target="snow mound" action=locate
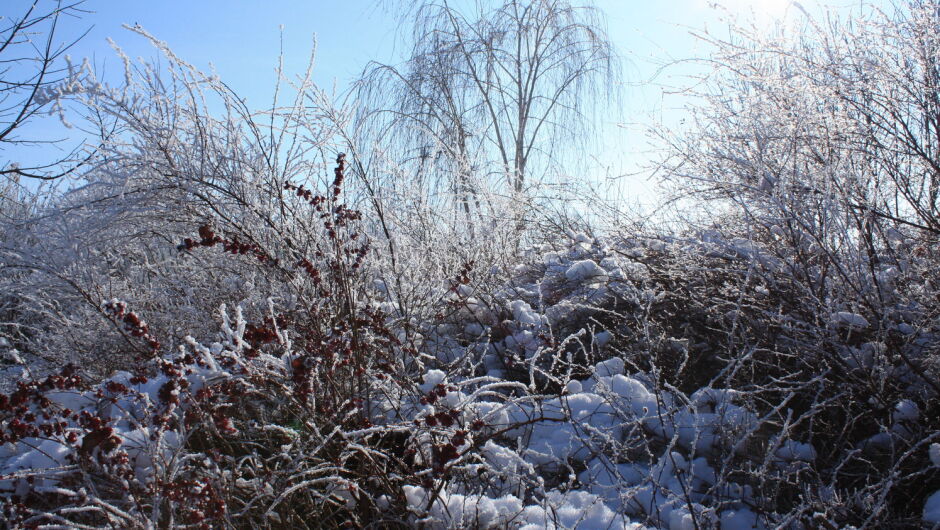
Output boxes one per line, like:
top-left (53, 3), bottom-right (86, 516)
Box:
top-left (925, 490), bottom-right (940, 524)
top-left (830, 311), bottom-right (870, 328)
top-left (565, 259), bottom-right (608, 283)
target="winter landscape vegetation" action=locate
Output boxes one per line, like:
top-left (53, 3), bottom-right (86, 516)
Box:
top-left (1, 0), bottom-right (940, 527)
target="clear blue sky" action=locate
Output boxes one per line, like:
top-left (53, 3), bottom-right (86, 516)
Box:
top-left (3, 0), bottom-right (881, 204)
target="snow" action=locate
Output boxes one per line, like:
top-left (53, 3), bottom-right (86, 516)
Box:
top-left (514, 391), bottom-right (620, 465)
top-left (509, 300), bottom-right (544, 327)
top-left (647, 240), bottom-right (667, 252)
top-left (594, 330), bottom-right (612, 347)
top-left (517, 490), bottom-right (643, 530)
top-left (4, 8), bottom-right (940, 527)
top-left (1, 349), bottom-right (24, 364)
top-left (481, 440), bottom-right (534, 479)
top-left (595, 357), bottom-right (625, 378)
top-left (720, 508), bottom-right (761, 529)
top-left (565, 259), bottom-right (608, 283)
top-left (893, 400), bottom-right (920, 423)
top-left (420, 369), bottom-right (447, 392)
top-left (774, 441), bottom-right (816, 462)
top-left (465, 322), bottom-right (486, 336)
top-left (925, 490), bottom-right (940, 524)
top-left (2, 198), bottom-right (936, 528)
top-left (404, 485), bottom-right (525, 529)
top-left (830, 311), bottom-right (870, 328)
top-left (610, 375), bottom-right (657, 414)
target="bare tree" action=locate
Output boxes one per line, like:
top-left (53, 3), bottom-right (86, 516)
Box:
top-left (355, 0), bottom-right (619, 222)
top-left (0, 0), bottom-right (90, 182)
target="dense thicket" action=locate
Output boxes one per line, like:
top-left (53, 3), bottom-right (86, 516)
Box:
top-left (1, 0), bottom-right (939, 528)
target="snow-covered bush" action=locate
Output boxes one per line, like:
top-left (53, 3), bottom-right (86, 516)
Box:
top-left (648, 2), bottom-right (940, 524)
top-left (3, 179), bottom-right (939, 527)
top-left (0, 25), bottom-right (531, 387)
top-left (421, 225), bottom-right (940, 527)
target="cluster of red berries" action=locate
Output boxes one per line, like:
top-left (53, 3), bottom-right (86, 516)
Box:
top-left (297, 258), bottom-right (322, 284)
top-left (161, 478), bottom-right (226, 526)
top-left (421, 408), bottom-right (460, 428)
top-left (103, 300), bottom-right (161, 352)
top-left (239, 321), bottom-right (280, 358)
top-left (78, 424), bottom-right (121, 458)
top-left (419, 383), bottom-right (456, 406)
top-left (332, 153), bottom-right (346, 197)
top-left (449, 260), bottom-right (475, 294)
top-left (180, 225), bottom-right (278, 266)
top-left (0, 366), bottom-right (84, 445)
top-left (179, 224), bottom-right (221, 250)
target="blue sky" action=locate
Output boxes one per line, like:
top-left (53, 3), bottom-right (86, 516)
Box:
top-left (3, 0), bottom-right (880, 203)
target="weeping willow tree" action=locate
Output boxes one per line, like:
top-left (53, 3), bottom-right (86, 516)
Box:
top-left (353, 0), bottom-right (619, 228)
